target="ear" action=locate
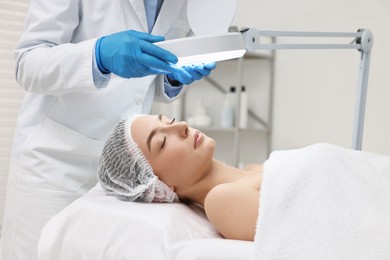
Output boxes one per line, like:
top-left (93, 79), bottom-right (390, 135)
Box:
top-left (154, 171), bottom-right (176, 192)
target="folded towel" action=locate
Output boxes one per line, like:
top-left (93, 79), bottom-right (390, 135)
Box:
top-left (255, 143), bottom-right (390, 260)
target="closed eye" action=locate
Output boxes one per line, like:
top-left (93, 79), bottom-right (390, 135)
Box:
top-left (160, 136), bottom-right (166, 149)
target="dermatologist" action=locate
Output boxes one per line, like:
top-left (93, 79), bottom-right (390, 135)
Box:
top-left (1, 1), bottom-right (216, 259)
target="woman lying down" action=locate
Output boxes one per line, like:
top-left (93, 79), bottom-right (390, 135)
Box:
top-left (98, 114), bottom-right (261, 241)
top-left (98, 114), bottom-right (390, 258)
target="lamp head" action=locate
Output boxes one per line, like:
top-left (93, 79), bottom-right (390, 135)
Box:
top-left (155, 33), bottom-right (246, 66)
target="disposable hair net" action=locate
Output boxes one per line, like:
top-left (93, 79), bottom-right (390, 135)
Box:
top-left (98, 114), bottom-right (179, 203)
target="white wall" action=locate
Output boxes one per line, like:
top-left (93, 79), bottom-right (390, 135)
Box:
top-left (0, 0), bottom-right (29, 231)
top-left (232, 0), bottom-right (390, 154)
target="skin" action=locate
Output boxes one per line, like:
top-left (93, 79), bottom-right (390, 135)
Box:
top-left (131, 114), bottom-right (262, 241)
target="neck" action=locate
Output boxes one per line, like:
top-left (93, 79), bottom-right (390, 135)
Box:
top-left (179, 159), bottom-right (247, 206)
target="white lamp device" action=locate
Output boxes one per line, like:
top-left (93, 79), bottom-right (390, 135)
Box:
top-left (156, 33), bottom-right (246, 66)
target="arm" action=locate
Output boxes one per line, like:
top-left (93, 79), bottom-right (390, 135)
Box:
top-left (204, 182), bottom-right (260, 241)
top-left (15, 0), bottom-right (102, 95)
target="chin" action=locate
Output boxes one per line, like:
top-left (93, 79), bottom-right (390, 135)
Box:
top-left (204, 137), bottom-right (216, 157)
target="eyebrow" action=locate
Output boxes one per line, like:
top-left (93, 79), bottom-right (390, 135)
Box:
top-left (146, 114), bottom-right (162, 152)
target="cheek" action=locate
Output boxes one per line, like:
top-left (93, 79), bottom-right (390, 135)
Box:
top-left (152, 138), bottom-right (215, 184)
top-left (151, 147), bottom-right (188, 179)
top-left (161, 148), bottom-right (189, 172)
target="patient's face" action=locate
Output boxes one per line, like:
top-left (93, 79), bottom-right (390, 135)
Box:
top-left (131, 115), bottom-right (215, 195)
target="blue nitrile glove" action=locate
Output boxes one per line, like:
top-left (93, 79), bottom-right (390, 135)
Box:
top-left (95, 30), bottom-right (178, 78)
top-left (167, 62), bottom-right (217, 85)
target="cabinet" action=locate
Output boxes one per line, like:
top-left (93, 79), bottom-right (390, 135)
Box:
top-left (153, 46), bottom-right (275, 167)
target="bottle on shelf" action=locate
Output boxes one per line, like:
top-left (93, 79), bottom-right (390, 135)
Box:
top-left (187, 99), bottom-right (211, 127)
top-left (239, 85), bottom-right (248, 128)
top-left (221, 97), bottom-right (234, 128)
top-left (226, 86), bottom-right (238, 126)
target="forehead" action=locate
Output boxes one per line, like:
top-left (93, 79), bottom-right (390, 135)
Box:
top-left (131, 115), bottom-right (156, 155)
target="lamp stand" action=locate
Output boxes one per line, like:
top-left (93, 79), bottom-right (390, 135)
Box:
top-left (241, 28), bottom-right (373, 150)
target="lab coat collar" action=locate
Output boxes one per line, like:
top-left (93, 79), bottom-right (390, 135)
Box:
top-left (129, 0), bottom-right (148, 32)
top-left (151, 1), bottom-right (185, 36)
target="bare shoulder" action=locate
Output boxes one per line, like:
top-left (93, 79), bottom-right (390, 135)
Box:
top-left (243, 164), bottom-right (263, 172)
top-left (204, 182), bottom-right (259, 241)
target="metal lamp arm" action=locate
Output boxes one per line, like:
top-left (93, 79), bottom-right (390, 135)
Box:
top-left (239, 28), bottom-right (373, 150)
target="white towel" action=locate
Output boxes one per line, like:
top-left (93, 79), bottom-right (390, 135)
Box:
top-left (255, 143), bottom-right (390, 260)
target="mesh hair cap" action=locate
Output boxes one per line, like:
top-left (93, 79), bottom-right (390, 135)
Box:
top-left (98, 114), bottom-right (179, 203)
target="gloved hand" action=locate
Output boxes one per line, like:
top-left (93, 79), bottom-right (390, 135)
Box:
top-left (167, 62), bottom-right (217, 85)
top-left (95, 30), bottom-right (178, 78)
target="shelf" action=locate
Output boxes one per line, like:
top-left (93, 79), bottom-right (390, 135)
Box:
top-left (196, 127), bottom-right (236, 132)
top-left (196, 126), bottom-right (269, 133)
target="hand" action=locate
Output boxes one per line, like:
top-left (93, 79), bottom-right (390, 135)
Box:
top-left (95, 30), bottom-right (178, 78)
top-left (167, 62), bottom-right (217, 85)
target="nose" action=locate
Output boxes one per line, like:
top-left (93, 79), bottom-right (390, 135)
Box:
top-left (167, 121), bottom-right (188, 138)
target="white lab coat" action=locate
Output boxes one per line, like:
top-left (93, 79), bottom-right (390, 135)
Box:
top-left (1, 1), bottom-right (191, 259)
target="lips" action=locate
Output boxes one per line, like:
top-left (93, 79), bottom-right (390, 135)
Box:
top-left (194, 131), bottom-right (202, 149)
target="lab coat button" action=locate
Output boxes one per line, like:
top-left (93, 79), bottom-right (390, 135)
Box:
top-left (135, 96), bottom-right (143, 105)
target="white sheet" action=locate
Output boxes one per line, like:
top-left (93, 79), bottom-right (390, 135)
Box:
top-left (255, 143), bottom-right (390, 260)
top-left (168, 238), bottom-right (255, 260)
